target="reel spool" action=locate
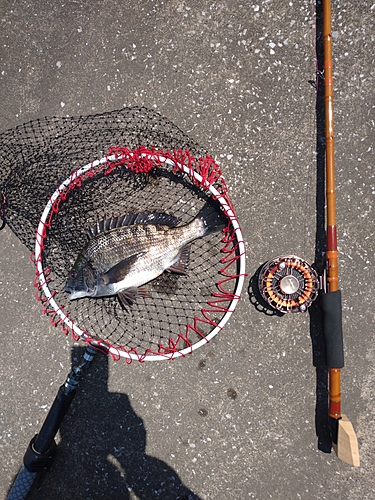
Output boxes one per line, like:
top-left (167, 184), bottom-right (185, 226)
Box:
top-left (258, 255), bottom-right (319, 313)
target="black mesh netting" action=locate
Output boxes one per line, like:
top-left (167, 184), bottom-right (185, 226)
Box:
top-left (0, 107), bottom-right (243, 361)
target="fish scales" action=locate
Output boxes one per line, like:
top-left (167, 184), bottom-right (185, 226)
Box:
top-left (87, 222), bottom-right (201, 283)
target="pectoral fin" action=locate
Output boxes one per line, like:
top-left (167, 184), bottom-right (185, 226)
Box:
top-left (118, 286), bottom-right (150, 306)
top-left (166, 245), bottom-right (190, 275)
top-left (102, 254), bottom-right (143, 285)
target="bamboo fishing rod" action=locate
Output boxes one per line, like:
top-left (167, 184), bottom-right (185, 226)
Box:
top-left (320, 0), bottom-right (359, 466)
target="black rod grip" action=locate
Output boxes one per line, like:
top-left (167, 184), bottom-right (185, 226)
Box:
top-left (320, 290), bottom-right (345, 368)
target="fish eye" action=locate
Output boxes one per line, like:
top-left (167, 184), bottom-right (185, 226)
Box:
top-left (71, 271), bottom-right (78, 279)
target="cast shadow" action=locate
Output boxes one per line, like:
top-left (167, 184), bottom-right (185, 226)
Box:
top-left (28, 347), bottom-right (201, 500)
top-left (248, 268), bottom-right (331, 454)
top-left (247, 263), bottom-right (284, 317)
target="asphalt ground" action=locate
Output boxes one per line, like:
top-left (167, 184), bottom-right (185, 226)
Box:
top-left (0, 1), bottom-right (374, 499)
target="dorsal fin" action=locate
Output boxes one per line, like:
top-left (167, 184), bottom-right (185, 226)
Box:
top-left (87, 212), bottom-right (181, 239)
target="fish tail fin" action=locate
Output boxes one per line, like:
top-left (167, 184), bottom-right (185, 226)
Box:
top-left (197, 202), bottom-right (227, 236)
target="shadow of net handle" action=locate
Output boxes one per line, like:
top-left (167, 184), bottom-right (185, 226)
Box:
top-left (320, 290), bottom-right (344, 368)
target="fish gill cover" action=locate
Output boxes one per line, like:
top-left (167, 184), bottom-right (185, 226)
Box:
top-left (0, 107), bottom-right (245, 362)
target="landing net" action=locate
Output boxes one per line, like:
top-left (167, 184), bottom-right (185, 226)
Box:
top-left (0, 107), bottom-right (245, 362)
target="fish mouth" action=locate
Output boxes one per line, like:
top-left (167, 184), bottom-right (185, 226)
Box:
top-left (63, 285), bottom-right (88, 301)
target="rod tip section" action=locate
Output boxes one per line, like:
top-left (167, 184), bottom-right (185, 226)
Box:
top-left (333, 415), bottom-right (360, 467)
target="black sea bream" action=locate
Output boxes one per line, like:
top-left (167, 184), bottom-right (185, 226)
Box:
top-left (64, 203), bottom-right (225, 306)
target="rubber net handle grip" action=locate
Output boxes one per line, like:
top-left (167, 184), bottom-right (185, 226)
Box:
top-left (7, 466), bottom-right (37, 500)
top-left (320, 290), bottom-right (345, 368)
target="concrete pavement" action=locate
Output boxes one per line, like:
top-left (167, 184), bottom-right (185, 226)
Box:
top-left (1, 1), bottom-right (374, 498)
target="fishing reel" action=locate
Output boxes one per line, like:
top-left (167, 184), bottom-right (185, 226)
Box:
top-left (258, 255), bottom-right (319, 313)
